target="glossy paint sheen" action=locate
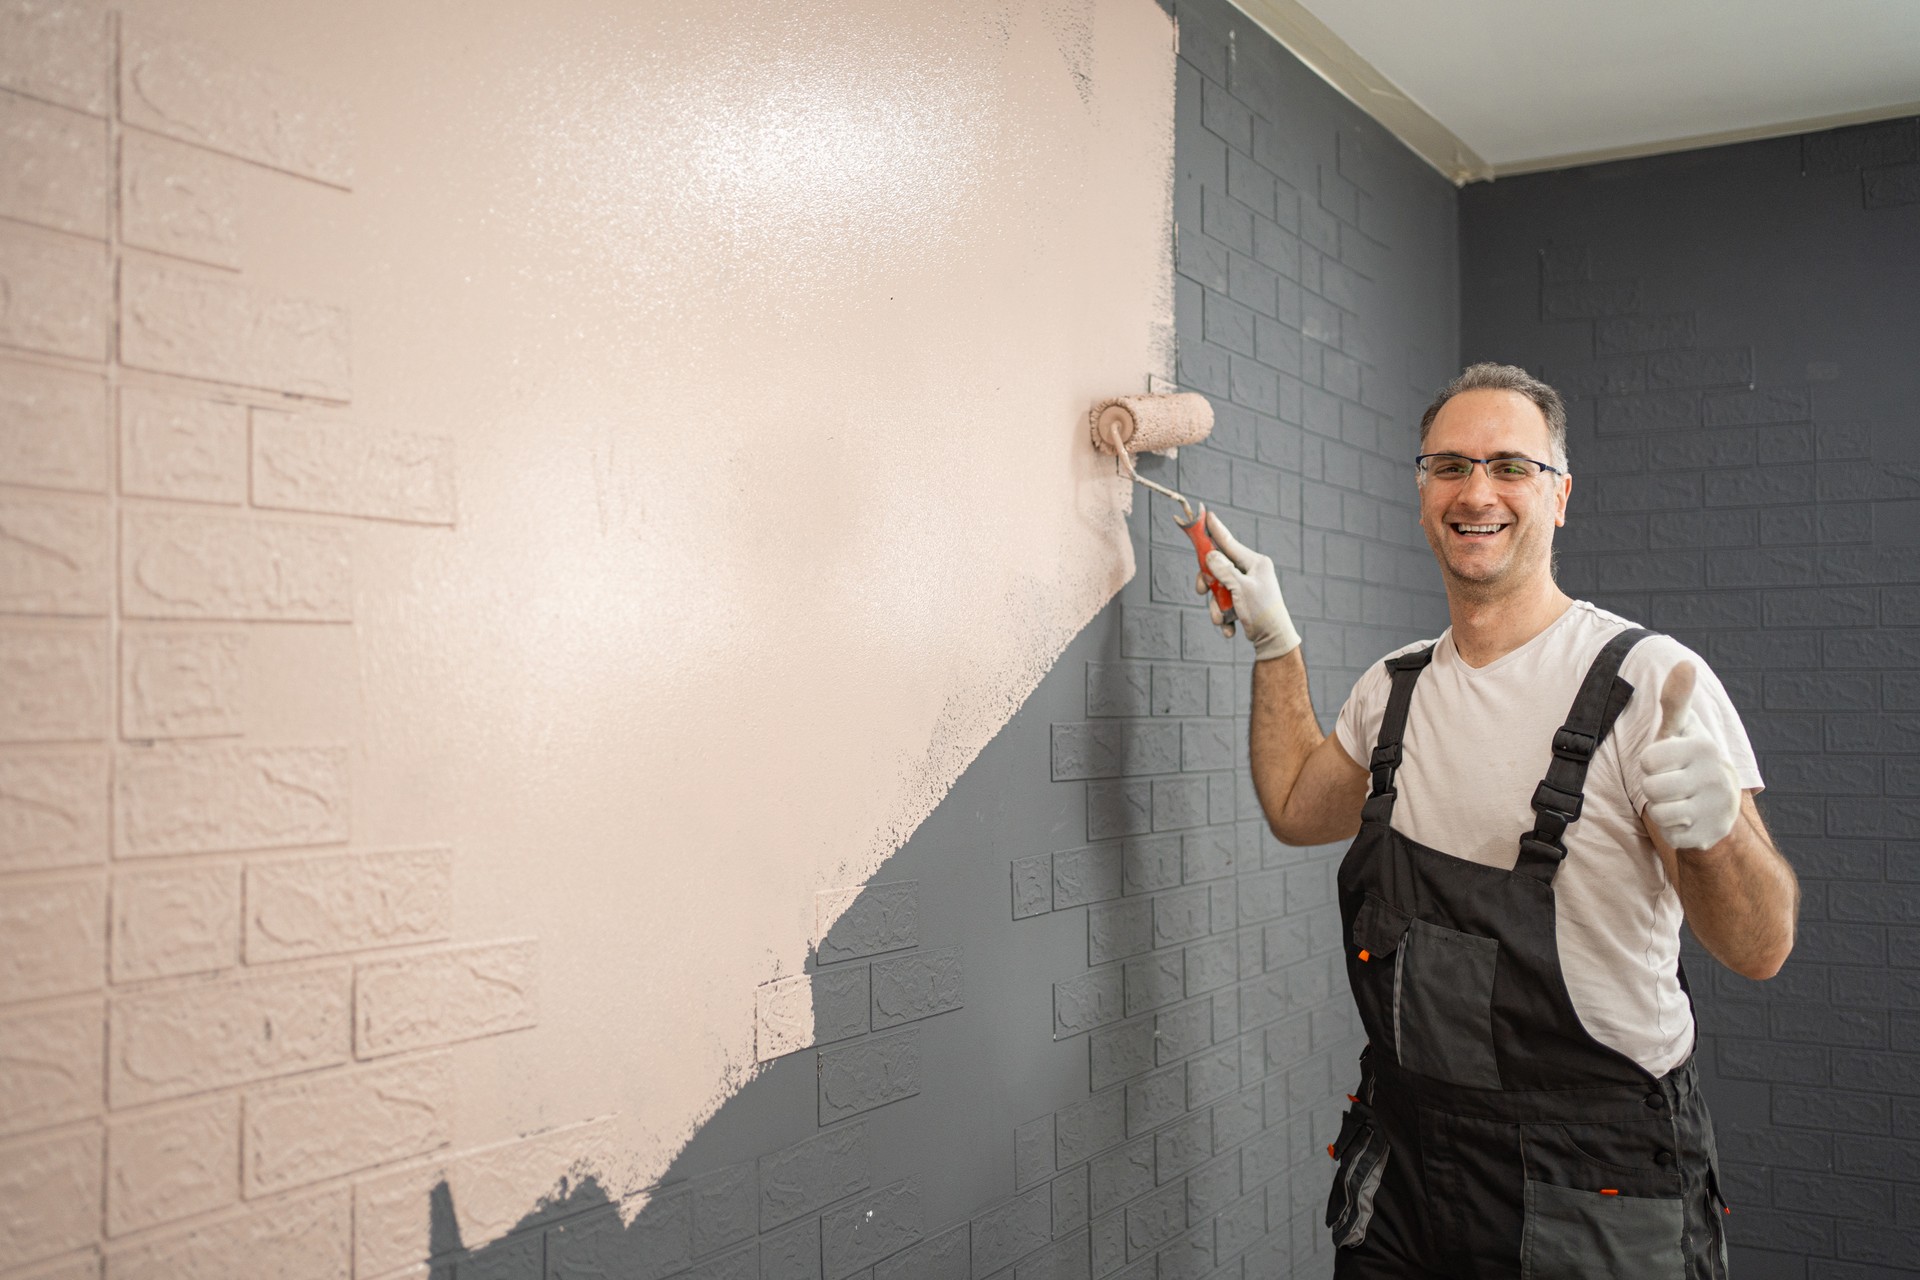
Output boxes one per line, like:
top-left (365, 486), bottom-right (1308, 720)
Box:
top-left (101, 0), bottom-right (1175, 1237)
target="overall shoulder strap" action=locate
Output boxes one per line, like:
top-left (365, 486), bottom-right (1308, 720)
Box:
top-left (1514, 627), bottom-right (1656, 883)
top-left (1360, 644), bottom-right (1437, 826)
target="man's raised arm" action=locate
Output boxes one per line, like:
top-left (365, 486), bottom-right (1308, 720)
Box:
top-left (1202, 512), bottom-right (1370, 846)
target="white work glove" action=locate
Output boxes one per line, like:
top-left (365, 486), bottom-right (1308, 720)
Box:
top-left (1639, 662), bottom-right (1741, 851)
top-left (1198, 510), bottom-right (1301, 662)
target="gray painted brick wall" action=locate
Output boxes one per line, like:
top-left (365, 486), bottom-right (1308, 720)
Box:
top-left (1462, 115), bottom-right (1920, 1280)
top-left (418, 3), bottom-right (1455, 1277)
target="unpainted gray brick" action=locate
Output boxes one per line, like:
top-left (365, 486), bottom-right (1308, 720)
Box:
top-left (1803, 119), bottom-right (1918, 173)
top-left (1015, 1115), bottom-right (1056, 1191)
top-left (1864, 161), bottom-right (1920, 208)
top-left (1056, 1088), bottom-right (1127, 1167)
top-left (971, 1186), bottom-right (1052, 1277)
top-left (871, 947), bottom-right (962, 1029)
top-left (1702, 387), bottom-right (1811, 427)
top-left (1186, 1044), bottom-right (1241, 1109)
top-left (1594, 390), bottom-right (1699, 435)
top-left (1122, 836), bottom-right (1183, 896)
top-left (1053, 1166), bottom-right (1090, 1237)
top-left (819, 1030), bottom-right (920, 1124)
top-left (1185, 937), bottom-right (1239, 997)
top-left (1541, 279), bottom-right (1640, 321)
top-left (1091, 1018), bottom-right (1156, 1090)
top-left (817, 881), bottom-right (918, 965)
top-left (1124, 950), bottom-right (1186, 1018)
top-left (1155, 1000), bottom-right (1213, 1064)
top-left (761, 1216), bottom-right (822, 1280)
top-left (1054, 846), bottom-right (1123, 909)
top-left (1087, 664), bottom-right (1152, 718)
top-left (690, 1162), bottom-right (757, 1257)
top-left (1123, 1180), bottom-right (1187, 1257)
top-left (1648, 427), bottom-right (1755, 471)
top-left (1013, 856), bottom-right (1052, 920)
top-left (1594, 312), bottom-right (1695, 356)
top-left (823, 1180), bottom-right (922, 1279)
top-left (1120, 609), bottom-right (1181, 660)
top-left (1181, 827), bottom-right (1236, 882)
top-left (1090, 1137), bottom-right (1156, 1218)
top-left (760, 1122), bottom-right (869, 1229)
top-left (1012, 1228), bottom-right (1089, 1280)
top-left (1055, 965), bottom-right (1126, 1039)
top-left (1088, 781), bottom-right (1153, 841)
top-left (1052, 722), bottom-right (1183, 782)
top-left (1153, 887), bottom-right (1211, 950)
top-left (1089, 898), bottom-right (1154, 966)
top-left (1151, 777), bottom-right (1209, 831)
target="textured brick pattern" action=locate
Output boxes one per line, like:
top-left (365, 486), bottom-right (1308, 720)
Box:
top-left (1465, 112), bottom-right (1920, 1280)
top-left (119, 628), bottom-right (247, 739)
top-left (120, 21), bottom-right (355, 187)
top-left (120, 510), bottom-right (353, 622)
top-left (0, 747), bottom-right (108, 873)
top-left (120, 257), bottom-right (351, 401)
top-left (0, 998), bottom-right (102, 1139)
top-left (114, 743), bottom-right (349, 857)
top-left (117, 386), bottom-right (247, 504)
top-left (109, 862), bottom-right (240, 981)
top-left (0, 493), bottom-right (111, 616)
top-left (108, 966), bottom-right (351, 1106)
top-left (0, 22), bottom-right (529, 1280)
top-left (0, 623), bottom-right (109, 741)
top-left (0, 0), bottom-right (108, 115)
top-left (0, 358), bottom-right (109, 495)
top-left (0, 91), bottom-right (108, 238)
top-left (106, 1094), bottom-right (241, 1235)
top-left (0, 230), bottom-right (109, 361)
top-left (120, 129), bottom-right (242, 269)
top-left (353, 939), bottom-right (538, 1058)
top-left (251, 410), bottom-right (457, 525)
top-left (244, 847), bottom-right (451, 963)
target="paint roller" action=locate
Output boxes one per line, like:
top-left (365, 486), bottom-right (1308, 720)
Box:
top-left (1090, 393), bottom-right (1236, 634)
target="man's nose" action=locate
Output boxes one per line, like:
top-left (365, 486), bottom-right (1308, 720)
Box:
top-left (1456, 461), bottom-right (1502, 503)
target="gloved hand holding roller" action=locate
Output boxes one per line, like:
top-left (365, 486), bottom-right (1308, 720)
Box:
top-left (1195, 511), bottom-right (1301, 662)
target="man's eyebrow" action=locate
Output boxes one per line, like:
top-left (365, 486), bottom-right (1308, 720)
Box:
top-left (1485, 450), bottom-right (1532, 459)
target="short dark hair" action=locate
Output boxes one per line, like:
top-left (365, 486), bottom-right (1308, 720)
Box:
top-left (1419, 363), bottom-right (1568, 471)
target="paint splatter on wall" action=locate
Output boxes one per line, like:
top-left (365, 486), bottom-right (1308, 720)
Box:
top-left (0, 0), bottom-right (1173, 1267)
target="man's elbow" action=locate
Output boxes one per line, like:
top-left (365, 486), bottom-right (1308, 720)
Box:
top-left (1728, 930), bottom-right (1795, 982)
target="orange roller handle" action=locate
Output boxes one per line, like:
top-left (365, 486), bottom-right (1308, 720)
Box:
top-left (1180, 503), bottom-right (1237, 627)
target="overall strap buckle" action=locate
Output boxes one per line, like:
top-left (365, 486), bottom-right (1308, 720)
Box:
top-left (1362, 645), bottom-right (1436, 827)
top-left (1515, 628), bottom-right (1658, 883)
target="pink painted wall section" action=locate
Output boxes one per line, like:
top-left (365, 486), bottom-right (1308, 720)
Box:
top-left (0, 0), bottom-right (1174, 1271)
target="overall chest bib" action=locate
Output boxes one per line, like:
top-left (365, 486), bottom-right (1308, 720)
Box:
top-left (1324, 629), bottom-right (1731, 1280)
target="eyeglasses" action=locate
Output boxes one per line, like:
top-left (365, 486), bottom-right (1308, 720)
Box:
top-left (1414, 453), bottom-right (1563, 484)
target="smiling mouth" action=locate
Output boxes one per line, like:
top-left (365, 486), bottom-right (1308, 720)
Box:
top-left (1450, 522), bottom-right (1507, 539)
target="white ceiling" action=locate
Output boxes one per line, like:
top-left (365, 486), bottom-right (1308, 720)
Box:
top-left (1275, 0), bottom-right (1920, 175)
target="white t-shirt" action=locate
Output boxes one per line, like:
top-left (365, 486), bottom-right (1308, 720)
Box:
top-left (1333, 600), bottom-right (1764, 1076)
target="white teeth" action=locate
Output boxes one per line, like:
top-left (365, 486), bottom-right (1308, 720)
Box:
top-left (1456, 524), bottom-right (1501, 534)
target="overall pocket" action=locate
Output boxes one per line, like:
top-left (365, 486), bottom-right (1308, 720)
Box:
top-left (1325, 1100), bottom-right (1391, 1249)
top-left (1519, 1122), bottom-right (1686, 1280)
top-left (1394, 917), bottom-right (1501, 1089)
top-left (1350, 894), bottom-right (1410, 1056)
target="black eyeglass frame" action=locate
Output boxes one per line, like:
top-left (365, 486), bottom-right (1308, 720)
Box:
top-left (1414, 452), bottom-right (1564, 481)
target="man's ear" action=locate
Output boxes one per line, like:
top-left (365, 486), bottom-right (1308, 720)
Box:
top-left (1555, 474), bottom-right (1572, 527)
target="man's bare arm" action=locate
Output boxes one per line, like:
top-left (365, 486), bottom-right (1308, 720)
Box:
top-left (1647, 790), bottom-right (1798, 981)
top-left (1248, 650), bottom-right (1369, 846)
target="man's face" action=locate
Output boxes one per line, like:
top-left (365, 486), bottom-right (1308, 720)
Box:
top-left (1417, 388), bottom-right (1571, 598)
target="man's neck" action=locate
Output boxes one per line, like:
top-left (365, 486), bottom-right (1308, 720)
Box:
top-left (1444, 574), bottom-right (1574, 668)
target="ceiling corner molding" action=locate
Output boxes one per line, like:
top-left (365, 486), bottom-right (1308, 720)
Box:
top-left (1487, 99), bottom-right (1920, 180)
top-left (1224, 0), bottom-right (1491, 185)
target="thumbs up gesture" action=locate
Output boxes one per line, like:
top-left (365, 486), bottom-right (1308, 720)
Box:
top-left (1639, 662), bottom-right (1742, 851)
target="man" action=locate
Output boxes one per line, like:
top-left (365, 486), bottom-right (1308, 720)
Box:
top-left (1199, 363), bottom-right (1797, 1279)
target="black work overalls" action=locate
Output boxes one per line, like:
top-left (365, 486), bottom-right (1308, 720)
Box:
top-left (1324, 629), bottom-right (1730, 1280)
